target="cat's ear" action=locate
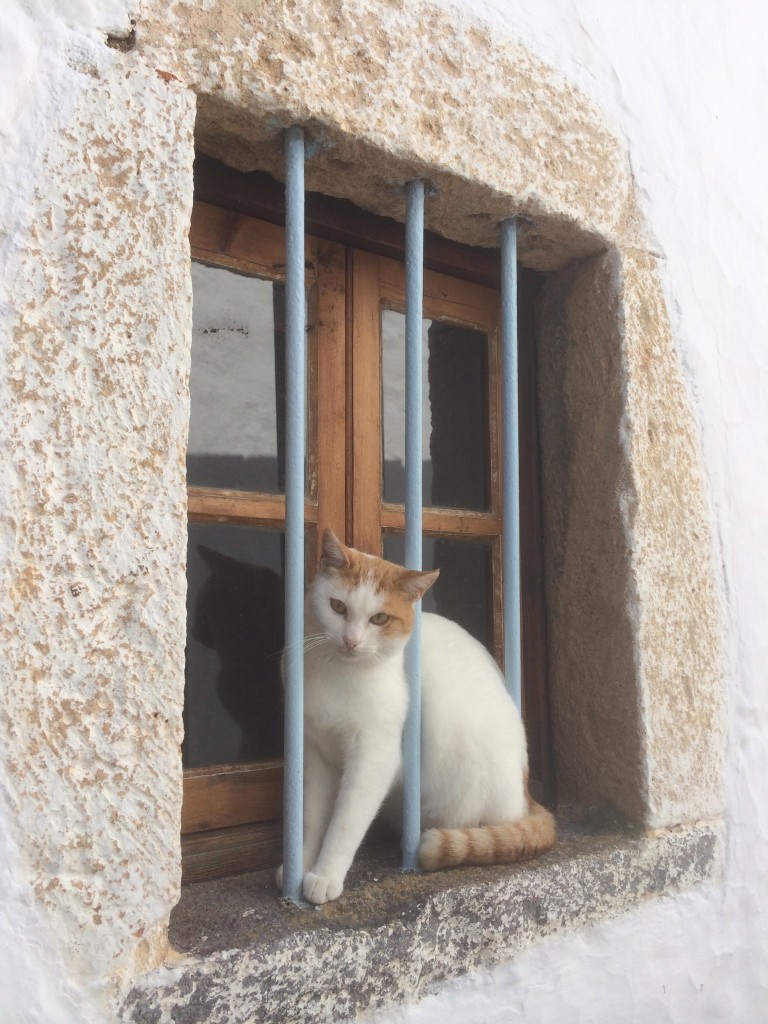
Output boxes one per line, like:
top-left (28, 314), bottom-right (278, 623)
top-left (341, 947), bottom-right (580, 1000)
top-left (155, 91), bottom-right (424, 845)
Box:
top-left (397, 568), bottom-right (439, 603)
top-left (320, 529), bottom-right (351, 571)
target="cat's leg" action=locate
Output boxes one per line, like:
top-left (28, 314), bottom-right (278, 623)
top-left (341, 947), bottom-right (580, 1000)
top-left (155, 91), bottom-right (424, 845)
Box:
top-left (275, 739), bottom-right (338, 892)
top-left (302, 740), bottom-right (338, 873)
top-left (303, 732), bottom-right (401, 905)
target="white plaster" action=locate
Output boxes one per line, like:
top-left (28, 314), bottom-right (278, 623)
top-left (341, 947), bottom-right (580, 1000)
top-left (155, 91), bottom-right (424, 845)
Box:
top-left (0, 787), bottom-right (97, 1024)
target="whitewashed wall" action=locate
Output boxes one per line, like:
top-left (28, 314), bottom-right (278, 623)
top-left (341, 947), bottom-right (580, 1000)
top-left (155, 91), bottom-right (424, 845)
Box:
top-left (370, 1), bottom-right (768, 1021)
top-left (1, 1), bottom-right (766, 1022)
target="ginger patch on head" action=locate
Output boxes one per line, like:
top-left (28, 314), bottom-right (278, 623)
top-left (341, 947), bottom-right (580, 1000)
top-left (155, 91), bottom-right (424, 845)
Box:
top-left (319, 529), bottom-right (438, 638)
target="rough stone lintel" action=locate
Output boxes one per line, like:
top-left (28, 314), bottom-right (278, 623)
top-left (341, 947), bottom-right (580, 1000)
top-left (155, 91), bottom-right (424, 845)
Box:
top-left (136, 0), bottom-right (656, 271)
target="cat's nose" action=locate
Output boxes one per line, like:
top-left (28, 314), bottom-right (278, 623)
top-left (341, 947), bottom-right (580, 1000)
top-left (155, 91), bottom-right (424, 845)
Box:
top-left (343, 636), bottom-right (361, 651)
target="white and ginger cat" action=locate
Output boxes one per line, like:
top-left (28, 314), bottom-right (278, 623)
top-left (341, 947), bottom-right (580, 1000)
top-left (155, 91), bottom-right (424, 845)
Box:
top-left (277, 529), bottom-right (556, 905)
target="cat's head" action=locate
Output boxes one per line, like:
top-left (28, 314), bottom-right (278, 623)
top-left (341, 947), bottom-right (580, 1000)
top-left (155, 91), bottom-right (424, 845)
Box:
top-left (307, 529), bottom-right (439, 662)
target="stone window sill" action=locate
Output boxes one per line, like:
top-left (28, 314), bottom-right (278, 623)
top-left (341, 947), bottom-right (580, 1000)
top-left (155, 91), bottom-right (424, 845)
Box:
top-left (123, 812), bottom-right (723, 1024)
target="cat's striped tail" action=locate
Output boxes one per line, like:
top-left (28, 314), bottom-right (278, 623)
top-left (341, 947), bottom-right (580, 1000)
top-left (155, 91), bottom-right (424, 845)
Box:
top-left (418, 794), bottom-right (556, 872)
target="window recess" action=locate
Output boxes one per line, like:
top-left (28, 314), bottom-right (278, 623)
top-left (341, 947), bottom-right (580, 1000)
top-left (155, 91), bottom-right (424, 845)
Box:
top-left (182, 151), bottom-right (550, 885)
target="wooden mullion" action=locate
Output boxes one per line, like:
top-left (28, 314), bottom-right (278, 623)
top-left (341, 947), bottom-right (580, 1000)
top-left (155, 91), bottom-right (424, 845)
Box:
top-left (518, 268), bottom-right (552, 797)
top-left (491, 534), bottom-right (505, 670)
top-left (486, 312), bottom-right (505, 672)
top-left (315, 238), bottom-right (347, 558)
top-left (345, 246), bottom-right (355, 544)
top-left (487, 319), bottom-right (503, 519)
top-left (350, 249), bottom-right (383, 554)
top-left (187, 486), bottom-right (319, 528)
top-left (380, 504), bottom-right (501, 538)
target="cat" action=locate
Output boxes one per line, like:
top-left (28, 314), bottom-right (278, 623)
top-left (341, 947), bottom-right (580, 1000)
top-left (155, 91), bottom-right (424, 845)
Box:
top-left (277, 529), bottom-right (556, 905)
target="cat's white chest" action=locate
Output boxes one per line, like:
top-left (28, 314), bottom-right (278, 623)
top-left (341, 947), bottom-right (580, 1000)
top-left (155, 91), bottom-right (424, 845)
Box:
top-left (303, 651), bottom-right (408, 766)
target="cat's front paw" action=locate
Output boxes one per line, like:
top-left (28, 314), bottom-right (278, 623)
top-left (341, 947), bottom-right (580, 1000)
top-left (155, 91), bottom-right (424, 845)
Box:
top-left (302, 871), bottom-right (343, 905)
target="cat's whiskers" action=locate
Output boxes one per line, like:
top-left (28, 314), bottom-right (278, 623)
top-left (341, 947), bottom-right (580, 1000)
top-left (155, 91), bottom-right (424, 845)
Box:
top-left (268, 630), bottom-right (323, 663)
top-left (271, 633), bottom-right (331, 662)
top-left (303, 636), bottom-right (332, 653)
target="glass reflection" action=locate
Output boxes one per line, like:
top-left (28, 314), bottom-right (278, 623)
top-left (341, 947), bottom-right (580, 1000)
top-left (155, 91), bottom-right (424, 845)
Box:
top-left (184, 522), bottom-right (285, 769)
top-left (383, 533), bottom-right (494, 652)
top-left (381, 310), bottom-right (490, 511)
top-left (187, 261), bottom-right (287, 493)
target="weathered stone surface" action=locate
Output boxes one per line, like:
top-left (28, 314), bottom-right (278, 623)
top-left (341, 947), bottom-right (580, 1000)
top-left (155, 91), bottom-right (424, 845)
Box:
top-left (537, 250), bottom-right (725, 826)
top-left (121, 820), bottom-right (724, 1024)
top-left (136, 0), bottom-right (649, 271)
top-left (537, 253), bottom-right (646, 820)
top-left (0, 52), bottom-right (195, 988)
top-left (619, 249), bottom-right (725, 825)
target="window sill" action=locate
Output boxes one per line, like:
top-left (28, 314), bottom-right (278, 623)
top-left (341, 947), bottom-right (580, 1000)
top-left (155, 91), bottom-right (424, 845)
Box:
top-left (123, 812), bottom-right (723, 1023)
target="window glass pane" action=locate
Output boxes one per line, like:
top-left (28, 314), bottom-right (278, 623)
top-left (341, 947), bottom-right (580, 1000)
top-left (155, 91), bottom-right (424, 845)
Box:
top-left (381, 309), bottom-right (490, 511)
top-left (383, 532), bottom-right (494, 652)
top-left (184, 522), bottom-right (285, 769)
top-left (188, 261), bottom-right (292, 494)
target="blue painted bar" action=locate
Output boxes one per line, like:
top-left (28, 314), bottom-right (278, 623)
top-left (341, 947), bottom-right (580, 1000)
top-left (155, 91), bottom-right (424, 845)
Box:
top-left (500, 218), bottom-right (522, 710)
top-left (282, 125), bottom-right (306, 902)
top-left (402, 179), bottom-right (425, 872)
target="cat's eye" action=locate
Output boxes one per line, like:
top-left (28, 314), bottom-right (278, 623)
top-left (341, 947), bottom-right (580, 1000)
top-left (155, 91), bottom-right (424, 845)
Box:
top-left (369, 612), bottom-right (390, 626)
top-left (330, 598), bottom-right (347, 615)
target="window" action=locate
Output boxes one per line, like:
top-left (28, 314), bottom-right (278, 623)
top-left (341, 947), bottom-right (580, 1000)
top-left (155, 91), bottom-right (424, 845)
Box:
top-left (181, 157), bottom-right (549, 882)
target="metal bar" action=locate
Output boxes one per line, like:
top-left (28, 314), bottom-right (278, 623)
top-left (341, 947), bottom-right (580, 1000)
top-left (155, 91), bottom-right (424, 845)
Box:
top-left (282, 124), bottom-right (306, 902)
top-left (402, 179), bottom-right (425, 872)
top-left (500, 218), bottom-right (522, 710)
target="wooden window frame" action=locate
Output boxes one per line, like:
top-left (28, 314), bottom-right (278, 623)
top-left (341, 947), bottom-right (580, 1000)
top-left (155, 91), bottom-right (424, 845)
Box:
top-left (182, 157), bottom-right (550, 883)
top-left (183, 202), bottom-right (346, 880)
top-left (350, 250), bottom-right (505, 662)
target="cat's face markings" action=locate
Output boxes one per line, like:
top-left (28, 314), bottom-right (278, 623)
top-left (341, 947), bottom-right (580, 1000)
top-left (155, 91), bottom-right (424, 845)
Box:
top-left (311, 531), bottom-right (439, 661)
top-left (315, 573), bottom-right (389, 658)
